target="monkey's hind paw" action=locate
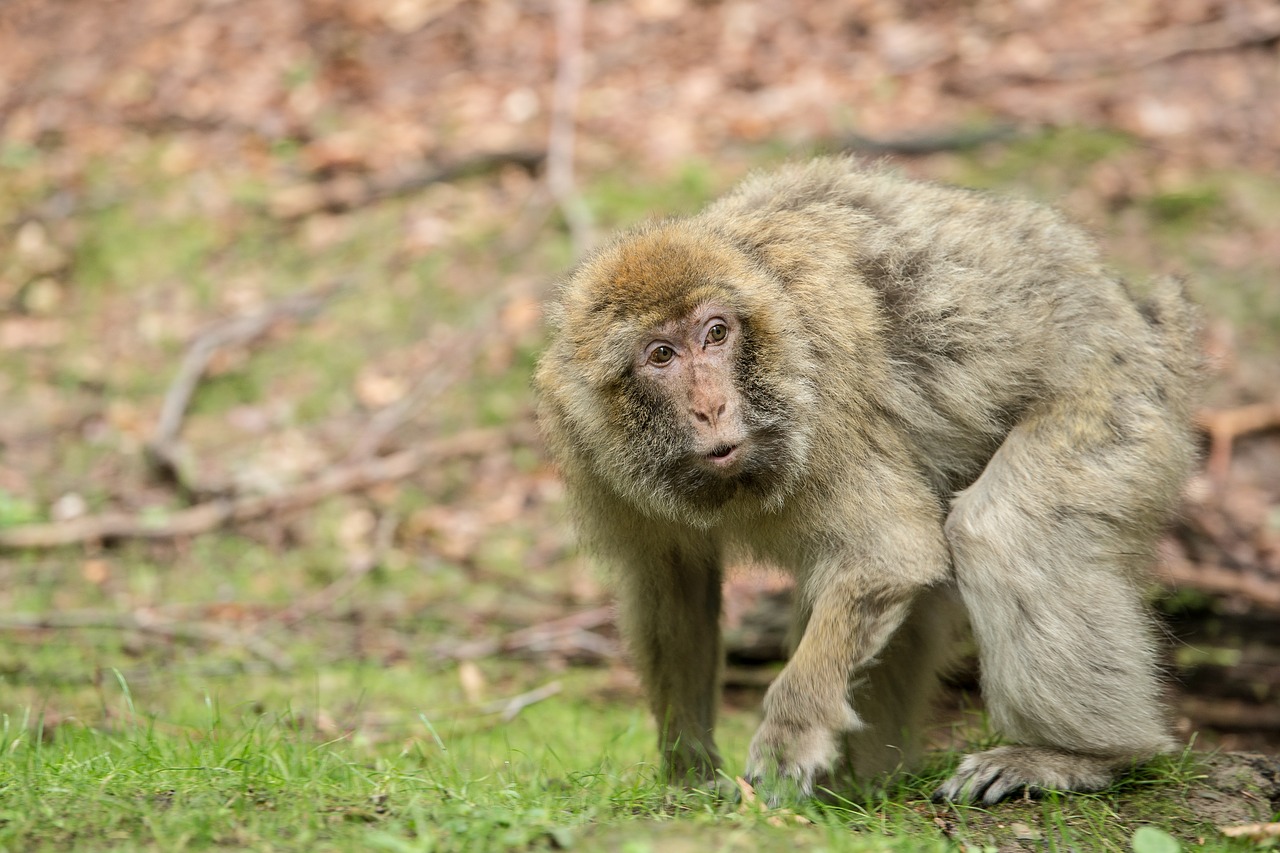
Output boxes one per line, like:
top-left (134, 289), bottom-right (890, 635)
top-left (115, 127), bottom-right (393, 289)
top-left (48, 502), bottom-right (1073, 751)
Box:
top-left (933, 746), bottom-right (1116, 805)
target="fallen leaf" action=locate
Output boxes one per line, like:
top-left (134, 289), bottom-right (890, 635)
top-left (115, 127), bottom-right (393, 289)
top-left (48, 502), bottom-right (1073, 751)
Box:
top-left (458, 660), bottom-right (486, 704)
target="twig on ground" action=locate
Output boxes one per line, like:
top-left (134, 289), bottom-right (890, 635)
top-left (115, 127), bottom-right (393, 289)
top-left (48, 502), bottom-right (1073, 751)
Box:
top-left (957, 9), bottom-right (1280, 88)
top-left (358, 682), bottom-right (566, 736)
top-left (346, 329), bottom-right (477, 461)
top-left (1197, 401), bottom-right (1280, 482)
top-left (546, 0), bottom-right (593, 256)
top-left (0, 426), bottom-right (527, 550)
top-left (1117, 10), bottom-right (1280, 71)
top-left (410, 681), bottom-right (564, 726)
top-left (268, 149), bottom-right (546, 220)
top-left (146, 280), bottom-right (346, 495)
top-left (0, 609), bottom-right (292, 670)
top-left (438, 606), bottom-right (616, 663)
top-left (483, 680), bottom-right (564, 722)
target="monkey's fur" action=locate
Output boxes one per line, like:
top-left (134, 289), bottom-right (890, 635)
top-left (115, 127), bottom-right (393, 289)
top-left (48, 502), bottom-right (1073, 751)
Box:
top-left (534, 158), bottom-right (1199, 805)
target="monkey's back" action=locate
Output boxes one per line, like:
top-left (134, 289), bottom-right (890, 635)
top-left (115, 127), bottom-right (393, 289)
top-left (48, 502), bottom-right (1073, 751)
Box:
top-left (700, 158), bottom-right (1199, 497)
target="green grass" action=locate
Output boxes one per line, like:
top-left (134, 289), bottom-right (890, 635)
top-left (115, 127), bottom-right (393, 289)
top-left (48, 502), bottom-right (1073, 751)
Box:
top-left (0, 667), bottom-right (1241, 852)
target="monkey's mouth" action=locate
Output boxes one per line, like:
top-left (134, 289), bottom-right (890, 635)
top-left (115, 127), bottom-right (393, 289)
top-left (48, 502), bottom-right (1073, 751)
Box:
top-left (705, 443), bottom-right (740, 467)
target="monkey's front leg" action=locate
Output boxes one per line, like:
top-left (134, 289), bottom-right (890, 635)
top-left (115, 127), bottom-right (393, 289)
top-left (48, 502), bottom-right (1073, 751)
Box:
top-left (745, 574), bottom-right (917, 801)
top-left (615, 544), bottom-right (725, 786)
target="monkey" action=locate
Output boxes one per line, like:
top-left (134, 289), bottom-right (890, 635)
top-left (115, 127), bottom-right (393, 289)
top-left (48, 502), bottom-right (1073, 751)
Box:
top-left (533, 157), bottom-right (1200, 805)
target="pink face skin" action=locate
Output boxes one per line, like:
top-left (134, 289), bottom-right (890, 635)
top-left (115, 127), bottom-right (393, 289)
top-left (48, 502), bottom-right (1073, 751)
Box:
top-left (636, 304), bottom-right (749, 473)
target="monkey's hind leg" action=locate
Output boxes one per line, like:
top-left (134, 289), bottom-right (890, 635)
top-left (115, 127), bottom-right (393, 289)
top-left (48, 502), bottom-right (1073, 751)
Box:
top-left (937, 394), bottom-right (1189, 805)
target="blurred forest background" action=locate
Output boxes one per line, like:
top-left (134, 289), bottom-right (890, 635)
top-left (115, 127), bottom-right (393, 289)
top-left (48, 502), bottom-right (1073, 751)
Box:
top-left (2, 0), bottom-right (1280, 767)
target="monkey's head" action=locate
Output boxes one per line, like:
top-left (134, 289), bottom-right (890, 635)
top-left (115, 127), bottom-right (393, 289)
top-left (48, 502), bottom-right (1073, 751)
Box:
top-left (535, 222), bottom-right (818, 528)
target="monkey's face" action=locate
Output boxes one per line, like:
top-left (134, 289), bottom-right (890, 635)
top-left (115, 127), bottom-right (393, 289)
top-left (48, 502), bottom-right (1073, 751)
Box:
top-left (536, 226), bottom-right (817, 527)
top-left (637, 304), bottom-right (746, 470)
top-left (602, 301), bottom-right (805, 525)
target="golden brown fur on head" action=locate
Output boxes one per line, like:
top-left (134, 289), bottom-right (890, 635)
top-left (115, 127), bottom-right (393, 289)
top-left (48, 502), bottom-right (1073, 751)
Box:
top-left (536, 222), bottom-right (819, 528)
top-left (548, 223), bottom-right (813, 386)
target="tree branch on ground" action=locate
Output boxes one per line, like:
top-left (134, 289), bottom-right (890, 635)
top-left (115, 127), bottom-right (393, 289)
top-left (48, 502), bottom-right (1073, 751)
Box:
top-left (957, 9), bottom-right (1280, 88)
top-left (1159, 545), bottom-right (1280, 611)
top-left (0, 426), bottom-right (530, 550)
top-left (268, 148), bottom-right (546, 220)
top-left (1197, 401), bottom-right (1280, 482)
top-left (436, 606), bottom-right (617, 664)
top-left (483, 680), bottom-right (564, 723)
top-left (411, 681), bottom-right (564, 729)
top-left (146, 279), bottom-right (346, 497)
top-left (0, 608), bottom-right (292, 670)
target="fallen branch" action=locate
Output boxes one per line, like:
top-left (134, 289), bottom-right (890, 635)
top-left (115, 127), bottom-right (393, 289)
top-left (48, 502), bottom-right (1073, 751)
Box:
top-left (408, 681), bottom-right (564, 733)
top-left (438, 606), bottom-right (616, 662)
top-left (268, 148), bottom-right (545, 220)
top-left (0, 426), bottom-right (527, 550)
top-left (146, 280), bottom-right (346, 494)
top-left (957, 10), bottom-right (1280, 88)
top-left (1120, 11), bottom-right (1280, 71)
top-left (1197, 401), bottom-right (1280, 482)
top-left (0, 609), bottom-right (292, 670)
top-left (1159, 550), bottom-right (1280, 611)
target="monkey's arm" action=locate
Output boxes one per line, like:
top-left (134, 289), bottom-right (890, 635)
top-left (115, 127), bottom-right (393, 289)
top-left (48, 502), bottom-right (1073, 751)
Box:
top-left (612, 538), bottom-right (725, 786)
top-left (746, 483), bottom-right (951, 799)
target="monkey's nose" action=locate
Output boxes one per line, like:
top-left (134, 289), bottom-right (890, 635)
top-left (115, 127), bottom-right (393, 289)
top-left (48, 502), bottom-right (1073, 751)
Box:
top-left (692, 401), bottom-right (728, 427)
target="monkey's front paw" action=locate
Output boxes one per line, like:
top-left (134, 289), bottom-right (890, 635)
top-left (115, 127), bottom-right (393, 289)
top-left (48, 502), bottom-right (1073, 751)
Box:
top-left (933, 746), bottom-right (1116, 805)
top-left (744, 716), bottom-right (848, 806)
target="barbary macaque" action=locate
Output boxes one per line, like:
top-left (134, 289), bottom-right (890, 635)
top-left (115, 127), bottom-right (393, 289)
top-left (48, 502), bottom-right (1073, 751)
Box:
top-left (533, 158), bottom-right (1199, 804)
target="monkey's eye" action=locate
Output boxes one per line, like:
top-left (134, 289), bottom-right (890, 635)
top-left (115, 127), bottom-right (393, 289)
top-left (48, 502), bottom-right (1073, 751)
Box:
top-left (648, 345), bottom-right (676, 366)
top-left (705, 322), bottom-right (728, 345)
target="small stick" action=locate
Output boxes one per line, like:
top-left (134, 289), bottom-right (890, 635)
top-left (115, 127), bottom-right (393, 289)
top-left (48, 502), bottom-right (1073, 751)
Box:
top-left (488, 681), bottom-right (564, 722)
top-left (1197, 401), bottom-right (1280, 482)
top-left (420, 681), bottom-right (564, 723)
top-left (345, 329), bottom-right (476, 461)
top-left (269, 149), bottom-right (546, 220)
top-left (440, 606), bottom-right (614, 661)
top-left (1158, 552), bottom-right (1280, 610)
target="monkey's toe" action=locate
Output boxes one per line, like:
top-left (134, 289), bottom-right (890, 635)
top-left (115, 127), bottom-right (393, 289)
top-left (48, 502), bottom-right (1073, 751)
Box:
top-left (742, 771), bottom-right (813, 808)
top-left (934, 746), bottom-right (1116, 805)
